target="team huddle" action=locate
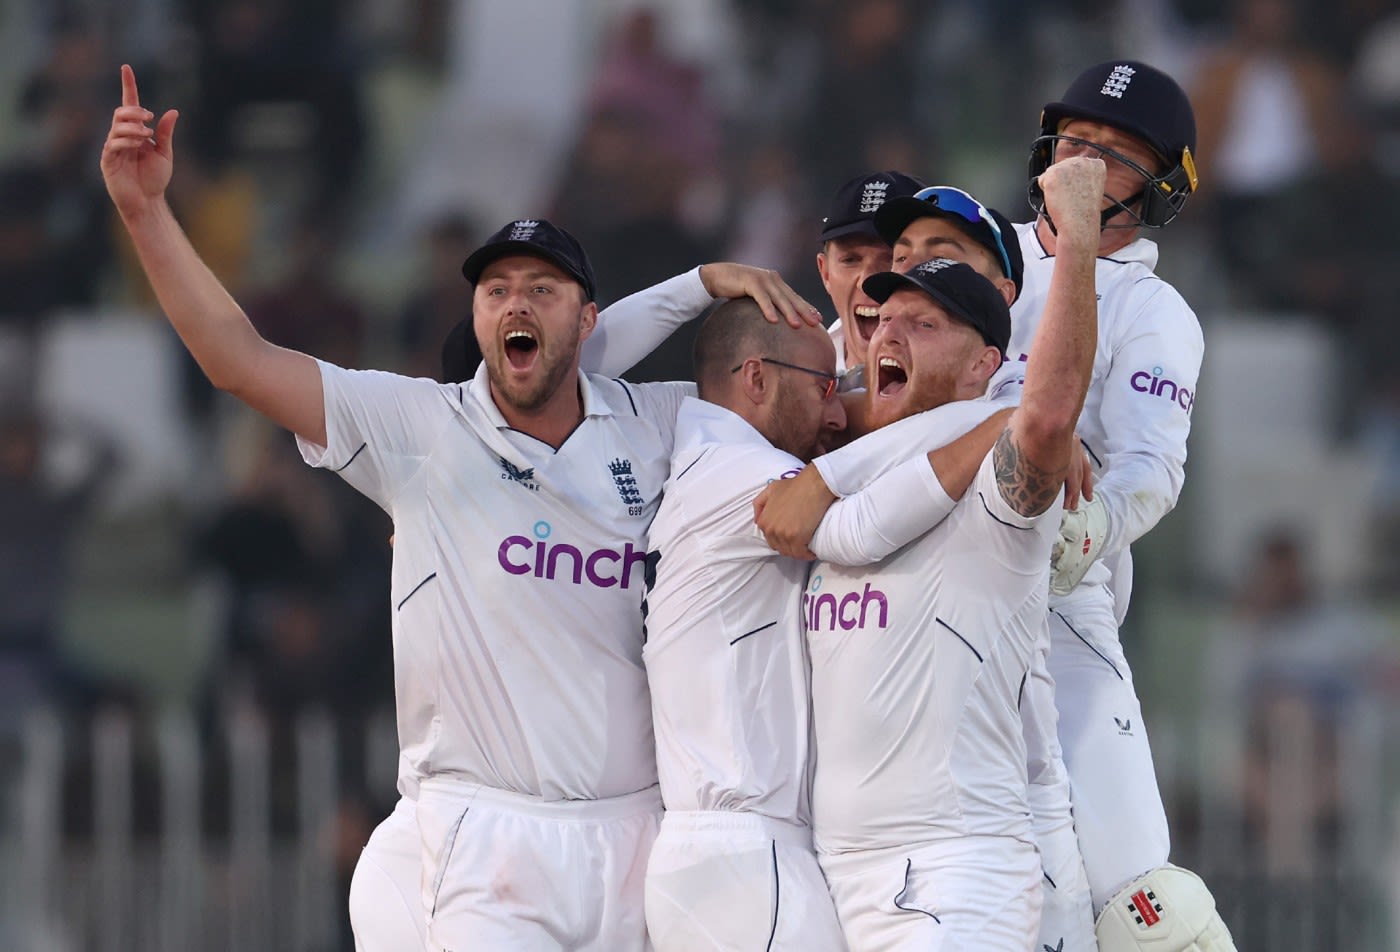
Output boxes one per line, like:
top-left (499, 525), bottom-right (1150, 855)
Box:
top-left (102, 57), bottom-right (1236, 952)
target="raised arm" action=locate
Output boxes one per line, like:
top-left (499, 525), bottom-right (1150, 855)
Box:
top-left (994, 156), bottom-right (1104, 517)
top-left (101, 65), bottom-right (326, 445)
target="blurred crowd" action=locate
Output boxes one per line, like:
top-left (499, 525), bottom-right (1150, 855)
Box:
top-left (1, 0), bottom-right (1399, 947)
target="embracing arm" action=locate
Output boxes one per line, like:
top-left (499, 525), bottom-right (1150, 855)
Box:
top-left (808, 407), bottom-right (1014, 563)
top-left (102, 66), bottom-right (324, 444)
top-left (582, 264), bottom-right (823, 377)
top-left (753, 405), bottom-right (1011, 560)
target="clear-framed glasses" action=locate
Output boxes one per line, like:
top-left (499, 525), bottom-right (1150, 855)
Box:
top-left (730, 357), bottom-right (839, 400)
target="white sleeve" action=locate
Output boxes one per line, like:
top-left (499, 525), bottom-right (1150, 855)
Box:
top-left (962, 450), bottom-right (1062, 572)
top-left (1092, 280), bottom-right (1202, 557)
top-left (295, 360), bottom-right (453, 510)
top-left (581, 268), bottom-right (714, 376)
top-left (813, 399), bottom-right (1002, 497)
top-left (809, 453), bottom-right (956, 565)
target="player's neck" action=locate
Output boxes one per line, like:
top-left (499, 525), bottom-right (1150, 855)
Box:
top-left (489, 376), bottom-right (586, 449)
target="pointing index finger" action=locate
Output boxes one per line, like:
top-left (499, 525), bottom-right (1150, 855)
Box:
top-left (121, 64), bottom-right (140, 108)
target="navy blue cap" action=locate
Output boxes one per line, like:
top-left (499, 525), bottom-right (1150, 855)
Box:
top-left (863, 258), bottom-right (1011, 355)
top-left (462, 219), bottom-right (597, 302)
top-left (819, 170), bottom-right (925, 243)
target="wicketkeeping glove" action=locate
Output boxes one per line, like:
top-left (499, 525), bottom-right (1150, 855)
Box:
top-left (1050, 495), bottom-right (1108, 596)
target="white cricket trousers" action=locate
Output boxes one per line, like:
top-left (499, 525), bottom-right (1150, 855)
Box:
top-left (1048, 599), bottom-right (1171, 912)
top-left (349, 796), bottom-right (427, 951)
top-left (645, 811), bottom-right (847, 951)
top-left (418, 777), bottom-right (662, 952)
top-left (1024, 634), bottom-right (1097, 951)
top-left (818, 836), bottom-right (1041, 951)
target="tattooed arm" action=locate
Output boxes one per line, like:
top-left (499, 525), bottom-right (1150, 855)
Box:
top-left (992, 428), bottom-right (1080, 517)
top-left (997, 155), bottom-right (1105, 516)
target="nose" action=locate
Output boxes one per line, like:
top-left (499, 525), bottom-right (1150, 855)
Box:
top-left (824, 392), bottom-right (847, 431)
top-left (503, 290), bottom-right (533, 316)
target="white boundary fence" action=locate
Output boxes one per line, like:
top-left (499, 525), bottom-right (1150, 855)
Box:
top-left (1, 699), bottom-right (1395, 951)
top-left (1, 706), bottom-right (397, 952)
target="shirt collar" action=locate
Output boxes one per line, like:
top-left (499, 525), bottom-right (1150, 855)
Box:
top-left (466, 363), bottom-right (615, 429)
top-left (1106, 234), bottom-right (1160, 269)
top-left (673, 396), bottom-right (770, 456)
top-left (1026, 219), bottom-right (1160, 271)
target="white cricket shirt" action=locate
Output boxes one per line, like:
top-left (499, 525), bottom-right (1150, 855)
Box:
top-left (643, 399), bottom-right (814, 823)
top-left (991, 222), bottom-right (1202, 618)
top-left (299, 361), bottom-right (688, 801)
top-left (807, 453), bottom-right (1061, 855)
top-left (644, 398), bottom-right (974, 825)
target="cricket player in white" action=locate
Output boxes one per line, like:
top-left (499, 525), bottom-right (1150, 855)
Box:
top-left (756, 182), bottom-right (1095, 951)
top-left (812, 171), bottom-right (925, 385)
top-left (99, 65), bottom-right (822, 952)
top-left (990, 61), bottom-right (1235, 950)
top-left (642, 299), bottom-right (1013, 950)
top-left (768, 155), bottom-right (1106, 951)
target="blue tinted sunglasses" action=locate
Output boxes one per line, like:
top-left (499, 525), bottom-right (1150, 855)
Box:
top-left (912, 186), bottom-right (1014, 283)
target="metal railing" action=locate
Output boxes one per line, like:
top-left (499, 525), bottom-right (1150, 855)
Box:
top-left (2, 698), bottom-right (1395, 951)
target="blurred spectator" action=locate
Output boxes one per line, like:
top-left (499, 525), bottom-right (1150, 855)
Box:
top-left (183, 0), bottom-right (368, 208)
top-left (549, 9), bottom-right (725, 380)
top-left (0, 408), bottom-right (117, 713)
top-left (1208, 528), bottom-right (1399, 867)
top-left (1191, 0), bottom-right (1361, 310)
top-left (794, 0), bottom-right (927, 192)
top-left (1353, 10), bottom-right (1400, 172)
top-left (244, 209), bottom-right (367, 371)
top-left (0, 30), bottom-right (116, 330)
top-left (396, 213), bottom-right (479, 381)
top-left (587, 8), bottom-right (721, 180)
top-left (196, 423), bottom-right (391, 721)
top-left (1197, 526), bottom-right (1399, 948)
top-left (0, 164), bottom-right (69, 333)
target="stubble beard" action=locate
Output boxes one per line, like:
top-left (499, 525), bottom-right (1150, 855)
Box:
top-left (487, 327), bottom-right (582, 414)
top-left (769, 384), bottom-right (821, 463)
top-left (865, 370), bottom-right (959, 432)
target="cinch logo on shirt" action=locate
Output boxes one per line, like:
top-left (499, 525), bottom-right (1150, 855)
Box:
top-left (804, 574), bottom-right (889, 632)
top-left (497, 520), bottom-right (647, 589)
top-left (1130, 366), bottom-right (1194, 413)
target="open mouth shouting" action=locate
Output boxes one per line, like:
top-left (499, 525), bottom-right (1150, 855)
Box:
top-left (853, 304), bottom-right (880, 345)
top-left (875, 354), bottom-right (908, 398)
top-left (503, 328), bottom-right (540, 371)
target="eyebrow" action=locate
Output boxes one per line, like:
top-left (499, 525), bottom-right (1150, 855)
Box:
top-left (482, 269), bottom-right (565, 283)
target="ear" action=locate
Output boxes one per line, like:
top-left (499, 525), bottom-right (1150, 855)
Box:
top-left (735, 356), bottom-right (770, 407)
top-left (971, 344), bottom-right (1003, 386)
top-left (578, 301), bottom-right (599, 341)
top-left (994, 276), bottom-right (1016, 308)
top-left (815, 250), bottom-right (832, 291)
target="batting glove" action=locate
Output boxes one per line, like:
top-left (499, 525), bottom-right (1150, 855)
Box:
top-left (1050, 495), bottom-right (1108, 596)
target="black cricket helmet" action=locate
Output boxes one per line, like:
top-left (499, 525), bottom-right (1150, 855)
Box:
top-left (1029, 60), bottom-right (1199, 229)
